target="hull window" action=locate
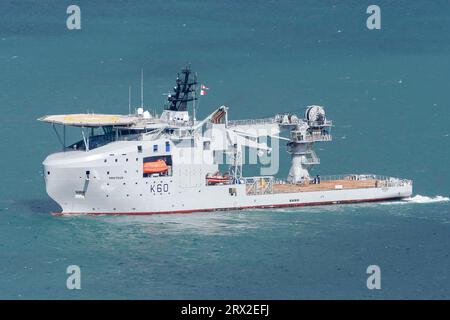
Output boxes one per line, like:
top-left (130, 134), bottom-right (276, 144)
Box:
top-left (75, 191), bottom-right (85, 198)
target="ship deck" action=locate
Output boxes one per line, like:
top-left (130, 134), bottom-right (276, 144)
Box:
top-left (272, 179), bottom-right (379, 193)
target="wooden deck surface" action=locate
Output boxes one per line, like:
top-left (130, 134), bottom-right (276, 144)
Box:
top-left (272, 179), bottom-right (378, 193)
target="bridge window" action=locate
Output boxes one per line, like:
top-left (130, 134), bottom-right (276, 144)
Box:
top-left (165, 141), bottom-right (170, 152)
top-left (153, 144), bottom-right (158, 152)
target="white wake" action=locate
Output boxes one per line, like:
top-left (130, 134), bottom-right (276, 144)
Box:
top-left (403, 195), bottom-right (449, 204)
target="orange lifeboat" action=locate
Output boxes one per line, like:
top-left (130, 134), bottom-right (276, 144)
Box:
top-left (206, 172), bottom-right (229, 185)
top-left (143, 159), bottom-right (168, 174)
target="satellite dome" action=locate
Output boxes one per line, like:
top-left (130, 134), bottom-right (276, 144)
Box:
top-left (143, 110), bottom-right (151, 119)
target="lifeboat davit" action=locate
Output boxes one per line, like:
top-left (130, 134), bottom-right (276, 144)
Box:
top-left (143, 159), bottom-right (168, 174)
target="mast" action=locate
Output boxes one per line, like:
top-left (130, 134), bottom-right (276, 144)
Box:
top-left (140, 69), bottom-right (144, 108)
top-left (128, 85), bottom-right (131, 115)
top-left (166, 65), bottom-right (198, 112)
top-left (193, 72), bottom-right (198, 121)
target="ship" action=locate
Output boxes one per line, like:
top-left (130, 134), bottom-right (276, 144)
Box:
top-left (38, 66), bottom-right (413, 215)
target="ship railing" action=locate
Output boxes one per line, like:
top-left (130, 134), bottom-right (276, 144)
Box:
top-left (319, 174), bottom-right (412, 187)
top-left (244, 176), bottom-right (274, 195)
top-left (228, 118), bottom-right (277, 126)
top-left (228, 118), bottom-right (333, 128)
top-left (290, 132), bottom-right (332, 142)
top-left (307, 120), bottom-right (333, 127)
top-left (278, 119), bottom-right (333, 126)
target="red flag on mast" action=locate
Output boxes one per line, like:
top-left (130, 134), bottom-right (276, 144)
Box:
top-left (200, 84), bottom-right (209, 96)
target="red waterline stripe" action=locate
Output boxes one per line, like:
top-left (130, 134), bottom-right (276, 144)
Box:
top-left (53, 196), bottom-right (405, 216)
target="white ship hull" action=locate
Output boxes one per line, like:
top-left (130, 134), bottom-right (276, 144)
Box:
top-left (43, 144), bottom-right (412, 215)
top-left (53, 184), bottom-right (412, 215)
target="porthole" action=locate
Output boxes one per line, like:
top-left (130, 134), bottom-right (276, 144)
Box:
top-left (115, 159), bottom-right (118, 162)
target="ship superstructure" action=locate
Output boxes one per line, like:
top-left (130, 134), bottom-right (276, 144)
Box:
top-left (39, 67), bottom-right (412, 215)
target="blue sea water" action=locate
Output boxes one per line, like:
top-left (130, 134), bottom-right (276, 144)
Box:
top-left (0, 0), bottom-right (449, 299)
